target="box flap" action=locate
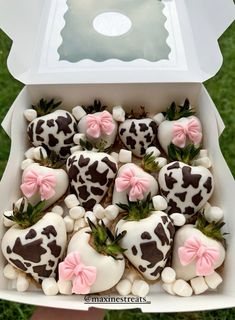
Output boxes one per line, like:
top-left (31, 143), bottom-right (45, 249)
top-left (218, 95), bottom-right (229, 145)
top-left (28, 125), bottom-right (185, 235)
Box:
top-left (0, 0), bottom-right (234, 84)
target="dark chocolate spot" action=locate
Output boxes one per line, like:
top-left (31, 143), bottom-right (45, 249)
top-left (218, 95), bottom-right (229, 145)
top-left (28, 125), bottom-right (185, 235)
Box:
top-left (165, 172), bottom-right (177, 189)
top-left (9, 258), bottom-right (27, 271)
top-left (12, 237), bottom-right (47, 263)
top-left (181, 166), bottom-right (201, 189)
top-left (47, 119), bottom-right (55, 127)
top-left (48, 134), bottom-right (59, 147)
top-left (154, 223), bottom-right (170, 246)
top-left (192, 190), bottom-right (203, 206)
top-left (64, 135), bottom-right (74, 145)
top-left (78, 155), bottom-right (90, 167)
top-left (144, 133), bottom-right (152, 143)
top-left (167, 222), bottom-right (175, 239)
top-left (139, 265), bottom-right (146, 272)
top-left (161, 189), bottom-right (170, 197)
top-left (27, 123), bottom-right (34, 142)
top-left (149, 121), bottom-right (157, 134)
top-left (78, 186), bottom-right (90, 200)
top-left (175, 192), bottom-right (187, 202)
top-left (167, 162), bottom-right (180, 170)
top-left (203, 177), bottom-right (213, 194)
top-left (141, 232), bottom-right (152, 240)
top-left (25, 229), bottom-right (37, 240)
top-left (35, 120), bottom-right (44, 135)
top-left (139, 123), bottom-right (148, 132)
top-left (48, 240), bottom-right (61, 258)
top-left (126, 136), bottom-right (136, 149)
top-left (82, 199), bottom-right (96, 210)
top-left (119, 128), bottom-right (126, 136)
top-left (79, 176), bottom-right (85, 184)
top-left (129, 121), bottom-right (137, 136)
top-left (60, 146), bottom-right (71, 157)
top-left (101, 157), bottom-right (117, 173)
top-left (33, 265), bottom-right (52, 278)
top-left (68, 164), bottom-right (79, 182)
top-left (132, 245), bottom-right (138, 256)
top-left (85, 161), bottom-right (108, 186)
top-left (25, 262), bottom-right (31, 267)
top-left (161, 216), bottom-right (168, 224)
top-left (184, 206), bottom-right (195, 215)
top-left (49, 260), bottom-right (55, 267)
top-left (150, 266), bottom-right (163, 277)
top-left (140, 146), bottom-right (146, 155)
top-left (36, 135), bottom-right (44, 142)
top-left (67, 155), bottom-right (76, 166)
top-left (168, 199), bottom-right (181, 215)
top-left (41, 225), bottom-right (57, 239)
top-left (55, 113), bottom-right (73, 135)
top-left (91, 186), bottom-right (104, 196)
top-left (7, 246), bottom-right (12, 254)
top-left (140, 241), bottom-right (164, 268)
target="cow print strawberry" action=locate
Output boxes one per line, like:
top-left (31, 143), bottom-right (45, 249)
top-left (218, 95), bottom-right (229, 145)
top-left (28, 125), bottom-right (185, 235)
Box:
top-left (158, 161), bottom-right (214, 217)
top-left (119, 118), bottom-right (157, 158)
top-left (66, 151), bottom-right (118, 210)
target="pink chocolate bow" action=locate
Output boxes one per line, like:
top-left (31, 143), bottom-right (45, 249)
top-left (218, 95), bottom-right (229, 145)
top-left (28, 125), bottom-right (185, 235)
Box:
top-left (20, 169), bottom-right (56, 201)
top-left (115, 167), bottom-right (149, 202)
top-left (172, 118), bottom-right (202, 148)
top-left (178, 236), bottom-right (220, 276)
top-left (59, 252), bottom-right (97, 294)
top-left (86, 110), bottom-right (115, 138)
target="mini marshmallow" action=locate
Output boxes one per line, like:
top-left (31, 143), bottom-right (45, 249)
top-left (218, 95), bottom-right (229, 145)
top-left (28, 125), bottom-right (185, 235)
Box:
top-left (152, 195), bottom-right (168, 211)
top-left (161, 267), bottom-right (176, 284)
top-left (93, 204), bottom-right (105, 219)
top-left (3, 264), bottom-right (18, 280)
top-left (119, 149), bottom-right (132, 163)
top-left (199, 149), bottom-right (208, 158)
top-left (146, 146), bottom-right (161, 158)
top-left (124, 269), bottom-right (139, 283)
top-left (110, 152), bottom-right (119, 163)
top-left (116, 279), bottom-right (132, 296)
top-left (16, 274), bottom-right (30, 292)
top-left (3, 211), bottom-right (15, 227)
top-left (155, 157), bottom-right (167, 169)
top-left (204, 206), bottom-right (224, 223)
top-left (24, 109), bottom-right (37, 122)
top-left (70, 146), bottom-right (82, 154)
top-left (74, 218), bottom-right (87, 231)
top-left (205, 272), bottom-right (223, 290)
top-left (64, 216), bottom-right (74, 233)
top-left (190, 277), bottom-right (208, 295)
top-left (105, 205), bottom-right (119, 221)
top-left (170, 213), bottom-right (186, 227)
top-left (193, 157), bottom-right (212, 169)
top-left (85, 211), bottom-right (97, 224)
top-left (72, 106), bottom-right (87, 121)
top-left (64, 194), bottom-right (80, 209)
top-left (42, 278), bottom-right (59, 296)
top-left (173, 279), bottom-right (193, 297)
top-left (131, 280), bottom-right (150, 298)
top-left (33, 146), bottom-right (48, 161)
top-left (21, 159), bottom-right (35, 170)
top-left (162, 283), bottom-right (175, 296)
top-left (69, 206), bottom-right (85, 220)
top-left (52, 205), bottom-right (64, 216)
top-left (57, 280), bottom-right (72, 295)
top-left (101, 217), bottom-right (112, 227)
top-left (153, 113), bottom-right (165, 125)
top-left (112, 106), bottom-right (125, 122)
top-left (73, 133), bottom-right (86, 145)
top-left (24, 147), bottom-right (35, 159)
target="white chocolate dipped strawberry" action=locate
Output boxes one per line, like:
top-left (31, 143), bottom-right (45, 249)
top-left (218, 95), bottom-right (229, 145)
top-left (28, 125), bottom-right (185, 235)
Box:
top-left (112, 163), bottom-right (158, 208)
top-left (27, 99), bottom-right (78, 159)
top-left (2, 199), bottom-right (67, 284)
top-left (172, 215), bottom-right (226, 281)
top-left (77, 100), bottom-right (117, 150)
top-left (115, 195), bottom-right (175, 281)
top-left (20, 152), bottom-right (69, 210)
top-left (59, 219), bottom-right (126, 294)
top-left (118, 108), bottom-right (157, 158)
top-left (158, 99), bottom-right (203, 154)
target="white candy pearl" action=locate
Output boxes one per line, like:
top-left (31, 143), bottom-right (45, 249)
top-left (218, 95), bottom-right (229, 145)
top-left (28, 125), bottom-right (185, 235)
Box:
top-left (24, 109), bottom-right (37, 122)
top-left (112, 106), bottom-right (125, 122)
top-left (69, 206), bottom-right (85, 220)
top-left (116, 279), bottom-right (132, 296)
top-left (33, 146), bottom-right (48, 161)
top-left (152, 195), bottom-right (168, 211)
top-left (3, 264), bottom-right (18, 280)
top-left (131, 280), bottom-right (150, 298)
top-left (161, 267), bottom-right (176, 284)
top-left (110, 152), bottom-right (119, 163)
top-left (146, 146), bottom-right (161, 158)
top-left (93, 204), bottom-right (105, 219)
top-left (119, 149), bottom-right (132, 163)
top-left (85, 211), bottom-right (97, 224)
top-left (64, 194), bottom-right (80, 209)
top-left (155, 157), bottom-right (167, 169)
top-left (204, 206), bottom-right (224, 223)
top-left (190, 277), bottom-right (208, 295)
top-left (170, 213), bottom-right (186, 227)
top-left (74, 218), bottom-right (87, 231)
top-left (42, 278), bottom-right (59, 296)
top-left (205, 272), bottom-right (223, 289)
top-left (24, 147), bottom-right (35, 159)
top-left (70, 146), bottom-right (82, 154)
top-left (3, 211), bottom-right (15, 227)
top-left (16, 274), bottom-right (30, 292)
top-left (21, 159), bottom-right (35, 170)
top-left (51, 205), bottom-right (64, 216)
top-left (173, 279), bottom-right (193, 297)
top-left (105, 205), bottom-right (119, 220)
top-left (72, 106), bottom-right (86, 121)
top-left (153, 113), bottom-right (165, 125)
top-left (73, 133), bottom-right (86, 145)
top-left (64, 216), bottom-right (74, 233)
top-left (57, 280), bottom-right (72, 295)
top-left (162, 283), bottom-right (175, 295)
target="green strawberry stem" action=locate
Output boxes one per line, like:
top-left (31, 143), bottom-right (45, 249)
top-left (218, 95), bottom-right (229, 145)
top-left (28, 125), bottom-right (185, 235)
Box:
top-left (86, 218), bottom-right (126, 260)
top-left (4, 199), bottom-right (46, 229)
top-left (196, 213), bottom-right (226, 243)
top-left (126, 106), bottom-right (148, 120)
top-left (117, 193), bottom-right (154, 221)
top-left (36, 150), bottom-right (65, 169)
top-left (142, 151), bottom-right (161, 173)
top-left (168, 143), bottom-right (201, 165)
top-left (165, 99), bottom-right (195, 121)
top-left (32, 98), bottom-right (62, 116)
top-left (79, 139), bottom-right (109, 153)
top-left (84, 100), bottom-right (106, 114)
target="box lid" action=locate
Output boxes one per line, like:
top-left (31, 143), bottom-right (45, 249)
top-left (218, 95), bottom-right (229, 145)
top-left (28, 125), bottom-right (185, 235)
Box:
top-left (0, 0), bottom-right (234, 84)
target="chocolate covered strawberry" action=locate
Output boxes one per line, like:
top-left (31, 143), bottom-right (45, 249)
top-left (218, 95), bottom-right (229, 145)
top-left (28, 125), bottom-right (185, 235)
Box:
top-left (158, 99), bottom-right (203, 154)
top-left (27, 99), bottom-right (78, 158)
top-left (116, 195), bottom-right (175, 281)
top-left (59, 219), bottom-right (126, 294)
top-left (172, 215), bottom-right (226, 281)
top-left (2, 199), bottom-right (67, 284)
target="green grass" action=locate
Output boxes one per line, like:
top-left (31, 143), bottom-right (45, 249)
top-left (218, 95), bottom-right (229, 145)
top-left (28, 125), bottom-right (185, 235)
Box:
top-left (0, 20), bottom-right (235, 320)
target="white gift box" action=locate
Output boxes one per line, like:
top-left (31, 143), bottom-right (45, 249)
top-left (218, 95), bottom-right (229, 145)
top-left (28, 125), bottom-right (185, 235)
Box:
top-left (0, 0), bottom-right (235, 313)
